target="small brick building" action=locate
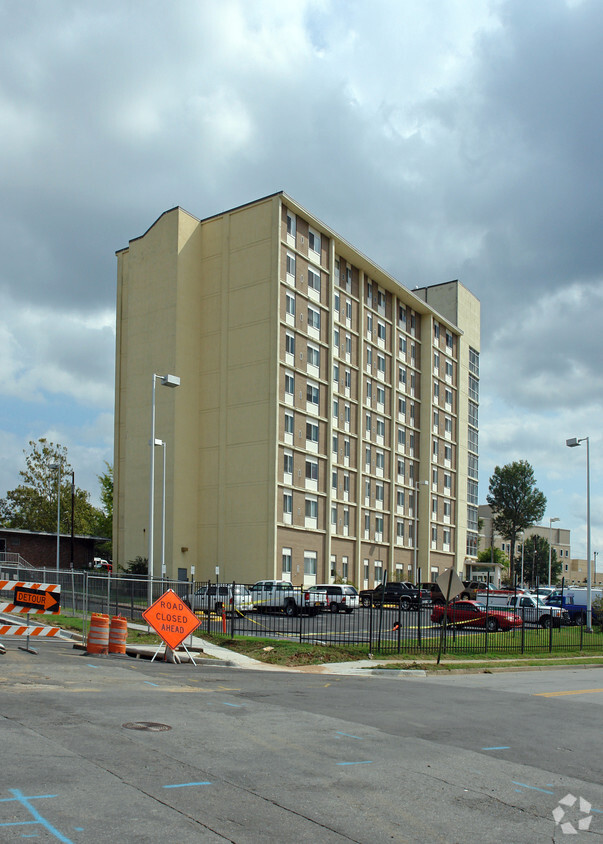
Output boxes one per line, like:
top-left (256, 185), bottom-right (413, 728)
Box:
top-left (0, 528), bottom-right (108, 570)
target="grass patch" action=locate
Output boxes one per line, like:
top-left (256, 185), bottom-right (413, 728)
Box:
top-left (201, 634), bottom-right (370, 665)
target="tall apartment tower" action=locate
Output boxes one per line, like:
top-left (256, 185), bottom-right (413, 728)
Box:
top-left (114, 192), bottom-right (480, 587)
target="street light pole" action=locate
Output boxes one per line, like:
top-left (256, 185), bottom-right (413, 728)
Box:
top-left (50, 462), bottom-right (61, 573)
top-left (548, 516), bottom-right (559, 587)
top-left (566, 436), bottom-right (591, 631)
top-left (413, 480), bottom-right (428, 584)
top-left (148, 373), bottom-right (180, 607)
top-left (70, 471), bottom-right (75, 570)
top-left (154, 439), bottom-right (167, 580)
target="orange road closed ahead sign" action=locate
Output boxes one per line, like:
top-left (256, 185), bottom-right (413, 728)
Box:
top-left (142, 589), bottom-right (200, 650)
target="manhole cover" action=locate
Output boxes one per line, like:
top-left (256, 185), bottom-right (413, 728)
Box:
top-left (122, 721), bottom-right (171, 732)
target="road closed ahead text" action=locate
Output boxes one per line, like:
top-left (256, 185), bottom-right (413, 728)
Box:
top-left (143, 590), bottom-right (200, 650)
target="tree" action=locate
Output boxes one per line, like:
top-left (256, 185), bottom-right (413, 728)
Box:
top-left (92, 462), bottom-right (113, 559)
top-left (0, 438), bottom-right (103, 536)
top-left (520, 535), bottom-right (560, 586)
top-left (477, 546), bottom-right (509, 569)
top-left (486, 460), bottom-right (546, 582)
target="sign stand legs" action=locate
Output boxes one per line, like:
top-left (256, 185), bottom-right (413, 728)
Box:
top-left (18, 612), bottom-right (38, 655)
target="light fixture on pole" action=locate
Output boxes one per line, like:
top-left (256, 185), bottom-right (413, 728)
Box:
top-left (49, 462), bottom-right (61, 573)
top-left (548, 517), bottom-right (559, 587)
top-left (566, 436), bottom-right (591, 631)
top-left (153, 438), bottom-right (167, 580)
top-left (148, 373), bottom-right (180, 607)
top-left (413, 480), bottom-right (428, 584)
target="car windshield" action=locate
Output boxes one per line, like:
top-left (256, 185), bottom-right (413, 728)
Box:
top-left (343, 586), bottom-right (358, 595)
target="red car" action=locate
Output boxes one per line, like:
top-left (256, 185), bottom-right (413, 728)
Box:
top-left (430, 600), bottom-right (522, 632)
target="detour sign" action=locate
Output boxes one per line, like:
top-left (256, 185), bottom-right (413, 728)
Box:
top-left (142, 589), bottom-right (200, 651)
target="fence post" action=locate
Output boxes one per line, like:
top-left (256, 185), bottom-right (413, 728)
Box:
top-left (549, 606), bottom-right (553, 652)
top-left (417, 600), bottom-right (422, 651)
top-left (230, 581), bottom-right (235, 639)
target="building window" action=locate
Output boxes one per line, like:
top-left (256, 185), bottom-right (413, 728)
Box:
top-left (282, 547), bottom-right (292, 573)
top-left (375, 516), bottom-right (384, 537)
top-left (433, 351), bottom-right (439, 372)
top-left (397, 489), bottom-right (404, 509)
top-left (468, 428), bottom-right (478, 453)
top-left (342, 557), bottom-right (349, 580)
top-left (445, 415), bottom-right (453, 436)
top-left (467, 479), bottom-right (478, 506)
top-left (285, 371), bottom-right (294, 398)
top-left (445, 330), bottom-right (453, 350)
top-left (283, 450), bottom-right (293, 475)
top-left (286, 212), bottom-right (295, 236)
top-left (305, 457), bottom-right (318, 482)
top-left (468, 453), bottom-right (479, 480)
top-left (308, 306), bottom-right (321, 331)
top-left (399, 335), bottom-right (407, 356)
top-left (308, 266), bottom-right (321, 294)
top-left (376, 450), bottom-right (385, 472)
top-left (398, 428), bottom-right (406, 448)
top-left (345, 334), bottom-right (352, 355)
top-left (286, 253), bottom-right (296, 277)
top-left (468, 400), bottom-right (478, 428)
top-left (283, 491), bottom-right (292, 515)
top-left (445, 360), bottom-right (453, 380)
top-left (345, 369), bottom-right (352, 390)
top-left (333, 398), bottom-right (339, 420)
top-left (304, 550), bottom-right (317, 575)
top-left (332, 434), bottom-right (338, 455)
top-left (308, 227), bottom-right (321, 255)
top-left (285, 332), bottom-right (295, 358)
top-left (375, 482), bottom-right (384, 503)
top-left (469, 374), bottom-right (479, 402)
top-left (332, 469), bottom-right (338, 491)
top-left (284, 411), bottom-right (294, 436)
top-left (376, 418), bottom-right (385, 438)
top-left (305, 496), bottom-right (318, 519)
top-left (366, 346), bottom-right (373, 367)
top-left (469, 347), bottom-right (479, 376)
top-left (307, 344), bottom-right (320, 370)
top-left (306, 420), bottom-right (319, 445)
top-left (444, 472), bottom-right (452, 491)
top-left (467, 505), bottom-right (478, 532)
top-left (434, 381), bottom-right (440, 401)
top-left (377, 321), bottom-right (386, 341)
top-left (399, 305), bottom-right (406, 327)
top-left (377, 353), bottom-right (386, 375)
top-left (306, 381), bottom-right (319, 407)
top-left (433, 322), bottom-right (440, 341)
top-left (344, 438), bottom-right (350, 459)
top-left (375, 562), bottom-right (383, 582)
top-left (286, 292), bottom-right (295, 318)
top-left (445, 388), bottom-right (453, 407)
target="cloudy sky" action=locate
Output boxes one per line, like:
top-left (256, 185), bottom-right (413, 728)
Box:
top-left (1, 0), bottom-right (601, 561)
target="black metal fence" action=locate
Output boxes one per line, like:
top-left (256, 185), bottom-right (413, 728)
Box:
top-left (1, 566), bottom-right (601, 655)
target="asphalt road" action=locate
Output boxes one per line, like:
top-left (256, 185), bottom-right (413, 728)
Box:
top-left (1, 640), bottom-right (603, 843)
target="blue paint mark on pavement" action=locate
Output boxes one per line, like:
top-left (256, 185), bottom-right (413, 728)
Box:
top-left (512, 782), bottom-right (554, 795)
top-left (221, 702), bottom-right (242, 707)
top-left (482, 746), bottom-right (510, 751)
top-left (0, 790), bottom-right (74, 843)
top-left (144, 681), bottom-right (159, 687)
top-left (163, 782), bottom-right (212, 788)
top-left (336, 761), bottom-right (373, 766)
top-left (335, 731), bottom-right (363, 740)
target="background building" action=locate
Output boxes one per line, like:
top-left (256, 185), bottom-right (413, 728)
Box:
top-left (114, 193), bottom-right (480, 587)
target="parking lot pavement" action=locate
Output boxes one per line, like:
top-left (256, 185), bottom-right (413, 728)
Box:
top-left (2, 640), bottom-right (603, 842)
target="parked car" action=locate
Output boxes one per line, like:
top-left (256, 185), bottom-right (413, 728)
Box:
top-left (424, 581), bottom-right (480, 605)
top-left (307, 584), bottom-right (359, 613)
top-left (430, 600), bottom-right (523, 632)
top-left (186, 583), bottom-right (253, 615)
top-left (359, 582), bottom-right (429, 610)
top-left (248, 580), bottom-right (327, 616)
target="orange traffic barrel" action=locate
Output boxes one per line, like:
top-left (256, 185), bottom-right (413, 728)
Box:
top-left (87, 613), bottom-right (109, 654)
top-left (109, 615), bottom-right (128, 654)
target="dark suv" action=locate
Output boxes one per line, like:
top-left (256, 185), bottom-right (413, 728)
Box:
top-left (359, 582), bottom-right (430, 610)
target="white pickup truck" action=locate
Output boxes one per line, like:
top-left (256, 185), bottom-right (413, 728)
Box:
top-left (477, 591), bottom-right (567, 628)
top-left (249, 580), bottom-right (327, 616)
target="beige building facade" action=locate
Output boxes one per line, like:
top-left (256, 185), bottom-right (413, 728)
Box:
top-left (114, 193), bottom-right (481, 587)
